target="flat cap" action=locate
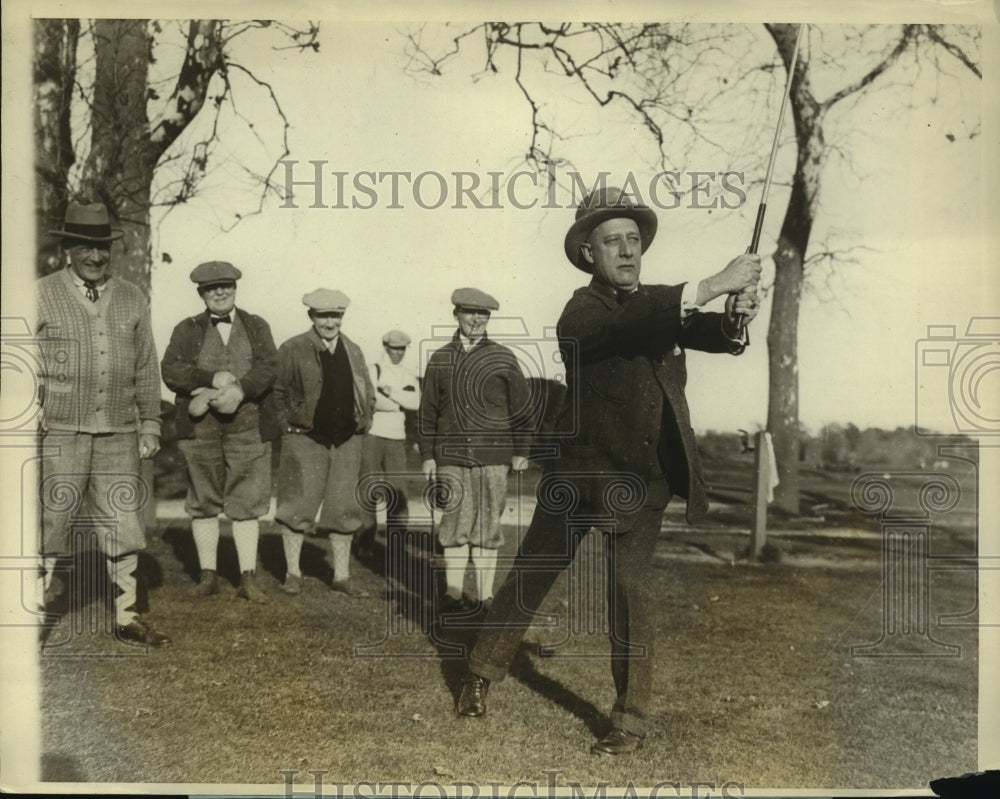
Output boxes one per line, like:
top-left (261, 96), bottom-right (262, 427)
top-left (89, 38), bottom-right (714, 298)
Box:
top-left (451, 287), bottom-right (499, 312)
top-left (303, 288), bottom-right (350, 312)
top-left (190, 261), bottom-right (242, 285)
top-left (382, 329), bottom-right (411, 347)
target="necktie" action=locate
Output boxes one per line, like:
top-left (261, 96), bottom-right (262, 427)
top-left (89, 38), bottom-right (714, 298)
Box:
top-left (211, 314), bottom-right (232, 325)
top-left (84, 280), bottom-right (99, 303)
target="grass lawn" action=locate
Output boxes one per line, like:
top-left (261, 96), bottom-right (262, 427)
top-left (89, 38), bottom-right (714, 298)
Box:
top-left (39, 460), bottom-right (979, 791)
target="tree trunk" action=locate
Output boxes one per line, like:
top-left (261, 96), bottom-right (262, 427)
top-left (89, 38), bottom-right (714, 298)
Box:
top-left (83, 19), bottom-right (155, 294)
top-left (33, 19), bottom-right (79, 278)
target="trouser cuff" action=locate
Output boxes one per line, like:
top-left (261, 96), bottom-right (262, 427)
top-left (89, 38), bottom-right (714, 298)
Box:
top-left (610, 709), bottom-right (648, 738)
top-left (467, 656), bottom-right (507, 684)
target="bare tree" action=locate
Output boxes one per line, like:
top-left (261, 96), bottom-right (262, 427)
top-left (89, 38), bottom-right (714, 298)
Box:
top-left (33, 18), bottom-right (320, 293)
top-left (405, 22), bottom-right (981, 513)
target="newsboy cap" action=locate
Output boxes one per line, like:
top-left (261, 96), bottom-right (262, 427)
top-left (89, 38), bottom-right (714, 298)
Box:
top-left (49, 202), bottom-right (124, 244)
top-left (303, 288), bottom-right (350, 312)
top-left (190, 261), bottom-right (242, 286)
top-left (382, 330), bottom-right (411, 347)
top-left (451, 287), bottom-right (499, 312)
top-left (564, 186), bottom-right (658, 272)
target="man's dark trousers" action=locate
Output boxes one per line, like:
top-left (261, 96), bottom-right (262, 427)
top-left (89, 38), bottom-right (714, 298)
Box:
top-left (467, 471), bottom-right (671, 737)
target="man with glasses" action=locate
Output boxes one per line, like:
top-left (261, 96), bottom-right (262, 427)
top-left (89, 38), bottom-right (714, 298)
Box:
top-left (418, 288), bottom-right (532, 615)
top-left (37, 202), bottom-right (170, 645)
top-left (273, 289), bottom-right (376, 597)
top-left (161, 261), bottom-right (279, 603)
top-left (356, 329), bottom-right (420, 559)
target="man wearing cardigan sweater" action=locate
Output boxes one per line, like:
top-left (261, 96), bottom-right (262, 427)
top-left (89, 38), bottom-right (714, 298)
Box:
top-left (418, 288), bottom-right (532, 615)
top-left (273, 289), bottom-right (376, 597)
top-left (36, 203), bottom-right (170, 646)
top-left (160, 261), bottom-right (279, 603)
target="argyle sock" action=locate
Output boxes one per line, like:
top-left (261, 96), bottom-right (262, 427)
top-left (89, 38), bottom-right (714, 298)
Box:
top-left (107, 552), bottom-right (139, 625)
top-left (442, 544), bottom-right (470, 600)
top-left (471, 546), bottom-right (499, 602)
top-left (232, 519), bottom-right (260, 574)
top-left (329, 533), bottom-right (353, 583)
top-left (282, 530), bottom-right (304, 578)
top-left (191, 516), bottom-right (220, 572)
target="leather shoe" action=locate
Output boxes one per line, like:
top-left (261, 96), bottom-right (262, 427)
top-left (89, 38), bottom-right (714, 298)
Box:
top-left (117, 619), bottom-right (172, 647)
top-left (280, 574), bottom-right (302, 595)
top-left (331, 580), bottom-right (370, 598)
top-left (194, 569), bottom-right (218, 597)
top-left (457, 673), bottom-right (489, 717)
top-left (236, 571), bottom-right (268, 603)
top-left (591, 727), bottom-right (644, 756)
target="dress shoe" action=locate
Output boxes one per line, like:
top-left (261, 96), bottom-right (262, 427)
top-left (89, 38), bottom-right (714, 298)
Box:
top-left (194, 569), bottom-right (218, 597)
top-left (591, 727), bottom-right (645, 756)
top-left (280, 574), bottom-right (302, 595)
top-left (236, 571), bottom-right (268, 603)
top-left (438, 594), bottom-right (465, 615)
top-left (457, 673), bottom-right (489, 717)
top-left (117, 618), bottom-right (172, 647)
top-left (331, 580), bottom-right (370, 598)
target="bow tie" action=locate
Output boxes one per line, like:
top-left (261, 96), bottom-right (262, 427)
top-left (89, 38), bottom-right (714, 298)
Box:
top-left (211, 314), bottom-right (232, 325)
top-left (83, 280), bottom-right (100, 303)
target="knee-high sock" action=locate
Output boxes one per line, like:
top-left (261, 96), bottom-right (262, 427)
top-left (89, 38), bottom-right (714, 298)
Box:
top-left (442, 544), bottom-right (470, 599)
top-left (471, 546), bottom-right (499, 601)
top-left (191, 516), bottom-right (220, 572)
top-left (329, 533), bottom-right (353, 583)
top-left (232, 519), bottom-right (260, 574)
top-left (282, 530), bottom-right (304, 578)
top-left (41, 555), bottom-right (59, 591)
top-left (107, 552), bottom-right (139, 625)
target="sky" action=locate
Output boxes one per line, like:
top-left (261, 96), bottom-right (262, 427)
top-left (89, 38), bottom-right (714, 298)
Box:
top-left (129, 18), bottom-right (994, 436)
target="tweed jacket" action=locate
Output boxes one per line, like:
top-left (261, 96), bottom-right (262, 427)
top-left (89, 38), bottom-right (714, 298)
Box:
top-left (36, 268), bottom-right (161, 436)
top-left (160, 307), bottom-right (280, 441)
top-left (417, 332), bottom-right (533, 467)
top-left (274, 329), bottom-right (375, 436)
top-left (551, 279), bottom-right (745, 525)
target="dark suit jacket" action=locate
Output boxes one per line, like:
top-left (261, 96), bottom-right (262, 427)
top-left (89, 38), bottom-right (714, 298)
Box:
top-left (550, 279), bottom-right (745, 526)
top-left (160, 307), bottom-right (280, 441)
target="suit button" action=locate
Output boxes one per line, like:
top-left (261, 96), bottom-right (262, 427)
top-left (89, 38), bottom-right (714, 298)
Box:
top-left (643, 437), bottom-right (651, 446)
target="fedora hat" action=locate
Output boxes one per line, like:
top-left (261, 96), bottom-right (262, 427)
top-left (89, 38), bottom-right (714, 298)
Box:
top-left (563, 187), bottom-right (657, 272)
top-left (49, 203), bottom-right (124, 244)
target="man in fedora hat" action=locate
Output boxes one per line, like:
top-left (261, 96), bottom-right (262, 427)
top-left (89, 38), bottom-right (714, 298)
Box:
top-left (36, 202), bottom-right (170, 646)
top-left (418, 288), bottom-right (532, 615)
top-left (273, 289), bottom-right (376, 597)
top-left (454, 187), bottom-right (762, 756)
top-left (356, 329), bottom-right (420, 559)
top-left (160, 261), bottom-right (279, 603)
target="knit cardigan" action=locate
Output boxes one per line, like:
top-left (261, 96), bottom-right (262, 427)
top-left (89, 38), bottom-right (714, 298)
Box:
top-left (36, 269), bottom-right (161, 436)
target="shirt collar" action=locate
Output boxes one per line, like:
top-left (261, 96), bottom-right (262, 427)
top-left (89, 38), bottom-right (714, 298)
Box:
top-left (68, 267), bottom-right (109, 291)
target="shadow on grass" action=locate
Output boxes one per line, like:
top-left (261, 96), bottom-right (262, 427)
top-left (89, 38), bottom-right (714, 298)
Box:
top-left (510, 644), bottom-right (606, 737)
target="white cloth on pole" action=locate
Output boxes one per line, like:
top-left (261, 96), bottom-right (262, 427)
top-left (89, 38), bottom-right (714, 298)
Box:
top-left (764, 431), bottom-right (779, 503)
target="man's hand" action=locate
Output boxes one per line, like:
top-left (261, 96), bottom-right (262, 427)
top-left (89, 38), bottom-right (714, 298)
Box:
top-left (510, 455), bottom-right (529, 472)
top-left (725, 286), bottom-right (760, 331)
top-left (212, 371), bottom-right (238, 389)
top-left (139, 434), bottom-right (160, 460)
top-left (696, 253), bottom-right (762, 305)
top-left (209, 383), bottom-right (244, 415)
top-left (422, 458), bottom-right (437, 481)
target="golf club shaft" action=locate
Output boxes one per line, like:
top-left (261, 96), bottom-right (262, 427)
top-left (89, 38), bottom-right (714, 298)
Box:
top-left (733, 24), bottom-right (805, 331)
